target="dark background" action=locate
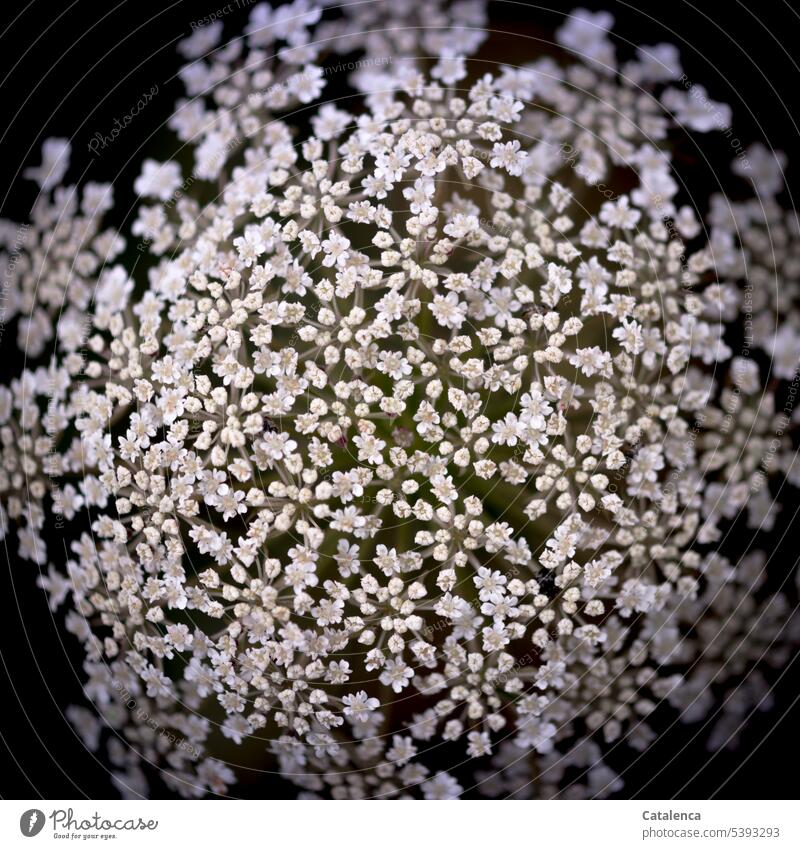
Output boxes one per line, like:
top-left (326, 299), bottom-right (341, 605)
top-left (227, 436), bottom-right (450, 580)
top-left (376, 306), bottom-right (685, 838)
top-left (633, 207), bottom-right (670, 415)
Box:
top-left (0, 0), bottom-right (798, 799)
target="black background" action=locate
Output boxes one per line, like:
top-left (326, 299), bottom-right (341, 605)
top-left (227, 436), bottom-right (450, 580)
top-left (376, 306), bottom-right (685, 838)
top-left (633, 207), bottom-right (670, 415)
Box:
top-left (0, 0), bottom-right (798, 799)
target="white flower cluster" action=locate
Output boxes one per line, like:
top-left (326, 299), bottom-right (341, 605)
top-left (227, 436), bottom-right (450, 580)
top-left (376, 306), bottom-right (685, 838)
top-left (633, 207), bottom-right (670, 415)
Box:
top-left (1, 3), bottom-right (798, 799)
